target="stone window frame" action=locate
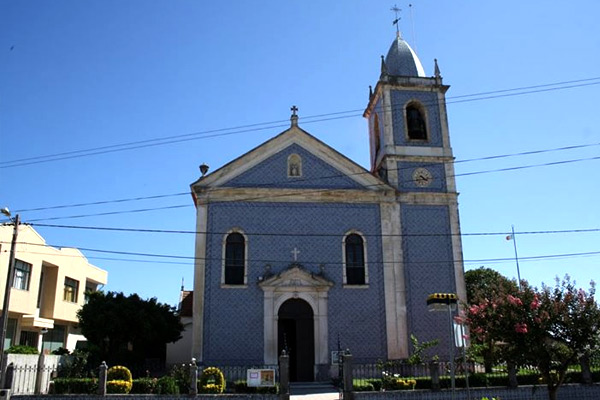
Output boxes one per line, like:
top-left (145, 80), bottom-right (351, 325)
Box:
top-left (404, 100), bottom-right (429, 142)
top-left (342, 230), bottom-right (369, 288)
top-left (221, 228), bottom-right (248, 288)
top-left (287, 153), bottom-right (303, 178)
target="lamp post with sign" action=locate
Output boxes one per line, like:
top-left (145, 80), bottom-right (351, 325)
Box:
top-left (427, 293), bottom-right (458, 400)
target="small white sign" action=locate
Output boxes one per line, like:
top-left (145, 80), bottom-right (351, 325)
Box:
top-left (331, 351), bottom-right (341, 365)
top-left (247, 369), bottom-right (276, 387)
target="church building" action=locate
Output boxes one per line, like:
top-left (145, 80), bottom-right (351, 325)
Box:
top-left (190, 32), bottom-right (466, 382)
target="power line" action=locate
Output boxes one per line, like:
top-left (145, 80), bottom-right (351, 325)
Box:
top-left (7, 240), bottom-right (600, 266)
top-left (13, 140), bottom-right (599, 213)
top-left (26, 223), bottom-right (600, 238)
top-left (18, 152), bottom-right (600, 222)
top-left (2, 77), bottom-right (599, 169)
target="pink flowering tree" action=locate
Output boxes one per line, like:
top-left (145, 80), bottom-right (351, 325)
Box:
top-left (466, 275), bottom-right (600, 400)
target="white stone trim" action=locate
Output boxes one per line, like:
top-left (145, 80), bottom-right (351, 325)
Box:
top-left (193, 126), bottom-right (387, 190)
top-left (437, 91), bottom-right (451, 149)
top-left (380, 202), bottom-right (408, 359)
top-left (341, 230), bottom-right (369, 286)
top-left (449, 203), bottom-right (467, 304)
top-left (391, 146), bottom-right (453, 158)
top-left (220, 228), bottom-right (248, 286)
top-left (191, 202), bottom-right (208, 361)
top-left (259, 266), bottom-right (333, 369)
top-left (197, 187), bottom-right (397, 204)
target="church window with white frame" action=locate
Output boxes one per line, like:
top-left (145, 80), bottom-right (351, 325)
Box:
top-left (405, 102), bottom-right (427, 141)
top-left (223, 231), bottom-right (247, 286)
top-left (343, 232), bottom-right (368, 286)
top-left (287, 154), bottom-right (302, 177)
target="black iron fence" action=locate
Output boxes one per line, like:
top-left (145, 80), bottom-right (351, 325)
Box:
top-left (351, 358), bottom-right (600, 392)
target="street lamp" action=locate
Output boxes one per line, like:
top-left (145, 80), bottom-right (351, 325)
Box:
top-left (427, 293), bottom-right (458, 400)
top-left (0, 207), bottom-right (20, 388)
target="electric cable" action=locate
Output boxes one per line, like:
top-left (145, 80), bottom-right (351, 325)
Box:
top-left (2, 77), bottom-right (599, 169)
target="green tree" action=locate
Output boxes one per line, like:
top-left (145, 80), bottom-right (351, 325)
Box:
top-left (77, 291), bottom-right (183, 370)
top-left (465, 267), bottom-right (518, 303)
top-left (465, 276), bottom-right (600, 400)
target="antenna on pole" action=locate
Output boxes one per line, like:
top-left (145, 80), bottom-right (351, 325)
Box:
top-left (391, 5), bottom-right (401, 37)
top-left (409, 3), bottom-right (418, 53)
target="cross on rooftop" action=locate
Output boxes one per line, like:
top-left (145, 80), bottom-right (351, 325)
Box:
top-left (391, 5), bottom-right (401, 35)
top-left (291, 105), bottom-right (298, 116)
top-left (291, 247), bottom-right (300, 262)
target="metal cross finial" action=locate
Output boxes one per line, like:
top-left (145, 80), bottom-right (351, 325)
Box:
top-left (391, 5), bottom-right (401, 35)
top-left (291, 105), bottom-right (298, 116)
top-left (291, 247), bottom-right (300, 262)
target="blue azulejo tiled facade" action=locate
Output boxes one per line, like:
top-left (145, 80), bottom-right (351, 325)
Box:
top-left (189, 33), bottom-right (466, 381)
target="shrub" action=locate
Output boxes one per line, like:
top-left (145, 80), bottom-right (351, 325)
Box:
top-left (233, 380), bottom-right (278, 394)
top-left (486, 374), bottom-right (509, 387)
top-left (199, 366), bottom-right (225, 394)
top-left (5, 345), bottom-right (38, 354)
top-left (57, 349), bottom-right (91, 378)
top-left (50, 378), bottom-right (98, 394)
top-left (353, 381), bottom-right (375, 392)
top-left (107, 380), bottom-right (132, 394)
top-left (168, 363), bottom-right (191, 394)
top-left (107, 365), bottom-right (133, 383)
top-left (131, 378), bottom-right (157, 394)
top-left (51, 347), bottom-right (70, 355)
top-left (382, 376), bottom-right (416, 390)
top-left (366, 378), bottom-right (382, 391)
top-left (155, 376), bottom-right (179, 395)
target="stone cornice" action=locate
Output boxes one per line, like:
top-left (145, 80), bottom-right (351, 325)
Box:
top-left (192, 186), bottom-right (398, 205)
top-left (398, 191), bottom-right (459, 205)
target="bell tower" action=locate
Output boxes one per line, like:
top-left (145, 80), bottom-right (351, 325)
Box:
top-left (365, 31), bottom-right (467, 359)
top-left (364, 32), bottom-right (455, 194)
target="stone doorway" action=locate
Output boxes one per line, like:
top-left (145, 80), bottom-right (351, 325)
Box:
top-left (278, 298), bottom-right (314, 382)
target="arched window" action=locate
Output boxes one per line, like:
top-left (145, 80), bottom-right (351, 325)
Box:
top-left (288, 154), bottom-right (302, 177)
top-left (406, 104), bottom-right (427, 140)
top-left (224, 232), bottom-right (245, 285)
top-left (344, 233), bottom-right (366, 285)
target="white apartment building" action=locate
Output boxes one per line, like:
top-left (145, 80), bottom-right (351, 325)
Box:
top-left (0, 224), bottom-right (107, 353)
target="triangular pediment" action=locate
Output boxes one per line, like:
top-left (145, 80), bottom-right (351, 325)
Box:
top-left (259, 264), bottom-right (333, 292)
top-left (191, 124), bottom-right (392, 192)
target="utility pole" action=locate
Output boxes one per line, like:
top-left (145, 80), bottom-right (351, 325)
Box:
top-left (510, 225), bottom-right (522, 290)
top-left (0, 209), bottom-right (19, 388)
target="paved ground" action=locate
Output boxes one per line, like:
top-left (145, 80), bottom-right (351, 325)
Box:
top-left (290, 393), bottom-right (340, 400)
top-left (289, 383), bottom-right (341, 400)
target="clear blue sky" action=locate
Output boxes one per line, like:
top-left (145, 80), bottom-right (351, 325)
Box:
top-left (1, 1), bottom-right (599, 307)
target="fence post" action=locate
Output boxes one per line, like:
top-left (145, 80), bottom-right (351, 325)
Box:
top-left (98, 361), bottom-right (108, 396)
top-left (429, 361), bottom-right (440, 392)
top-left (279, 350), bottom-right (289, 400)
top-left (342, 350), bottom-right (353, 400)
top-left (4, 363), bottom-right (13, 391)
top-left (507, 362), bottom-right (518, 389)
top-left (189, 358), bottom-right (198, 395)
top-left (34, 353), bottom-right (45, 394)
